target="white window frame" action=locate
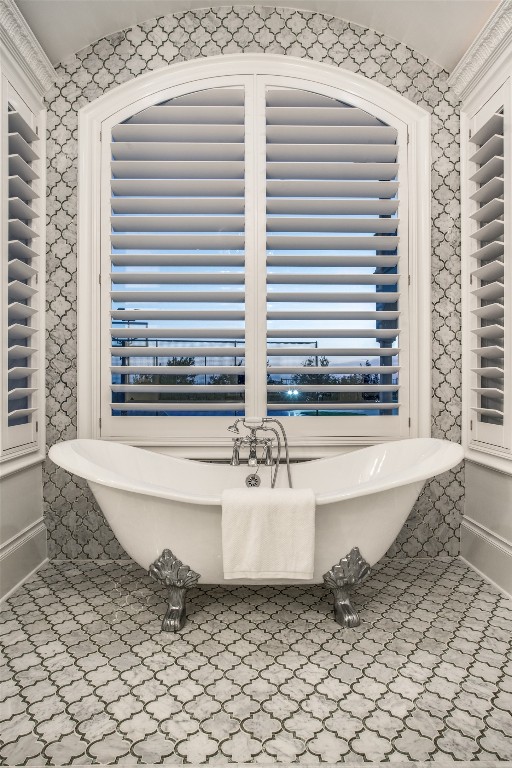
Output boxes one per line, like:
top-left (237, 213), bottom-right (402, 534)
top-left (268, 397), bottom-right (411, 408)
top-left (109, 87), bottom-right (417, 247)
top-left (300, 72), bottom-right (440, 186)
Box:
top-left (0, 54), bottom-right (46, 477)
top-left (462, 73), bottom-right (512, 474)
top-left (78, 53), bottom-right (431, 454)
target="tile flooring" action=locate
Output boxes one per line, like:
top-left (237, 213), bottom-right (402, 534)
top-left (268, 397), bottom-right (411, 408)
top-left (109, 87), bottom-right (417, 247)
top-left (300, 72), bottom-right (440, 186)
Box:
top-left (1, 557), bottom-right (512, 764)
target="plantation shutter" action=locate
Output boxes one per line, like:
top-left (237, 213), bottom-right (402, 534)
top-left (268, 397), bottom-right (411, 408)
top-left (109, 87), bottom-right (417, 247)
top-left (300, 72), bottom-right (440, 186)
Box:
top-left (264, 87), bottom-right (403, 431)
top-left (108, 86), bottom-right (248, 420)
top-left (468, 87), bottom-right (508, 450)
top-left (2, 93), bottom-right (41, 453)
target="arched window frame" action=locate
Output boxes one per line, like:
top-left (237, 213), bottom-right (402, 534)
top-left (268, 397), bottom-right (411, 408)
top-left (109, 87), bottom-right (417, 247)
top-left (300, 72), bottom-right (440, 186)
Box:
top-left (78, 53), bottom-right (431, 456)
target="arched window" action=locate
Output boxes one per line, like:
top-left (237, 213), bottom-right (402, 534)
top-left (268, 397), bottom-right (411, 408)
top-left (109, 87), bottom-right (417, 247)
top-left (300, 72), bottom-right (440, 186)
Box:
top-left (78, 55), bottom-right (431, 451)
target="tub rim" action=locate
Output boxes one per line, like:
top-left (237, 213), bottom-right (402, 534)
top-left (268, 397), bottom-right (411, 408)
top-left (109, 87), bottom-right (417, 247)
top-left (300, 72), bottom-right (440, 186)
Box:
top-left (48, 437), bottom-right (464, 507)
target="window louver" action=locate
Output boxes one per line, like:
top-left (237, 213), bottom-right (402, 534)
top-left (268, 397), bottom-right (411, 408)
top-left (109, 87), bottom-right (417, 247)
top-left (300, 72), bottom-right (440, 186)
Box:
top-left (109, 87), bottom-right (247, 417)
top-left (265, 88), bottom-right (401, 419)
top-left (468, 101), bottom-right (506, 448)
top-left (104, 78), bottom-right (409, 437)
top-left (3, 103), bottom-right (40, 452)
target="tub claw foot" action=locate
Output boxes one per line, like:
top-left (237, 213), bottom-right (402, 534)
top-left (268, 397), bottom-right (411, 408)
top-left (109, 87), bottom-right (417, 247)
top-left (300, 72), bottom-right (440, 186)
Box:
top-left (149, 549), bottom-right (200, 633)
top-left (323, 547), bottom-right (371, 628)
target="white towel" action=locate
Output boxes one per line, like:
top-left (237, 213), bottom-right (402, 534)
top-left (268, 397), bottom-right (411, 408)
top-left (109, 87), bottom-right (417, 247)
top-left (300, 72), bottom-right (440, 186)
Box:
top-left (221, 487), bottom-right (316, 580)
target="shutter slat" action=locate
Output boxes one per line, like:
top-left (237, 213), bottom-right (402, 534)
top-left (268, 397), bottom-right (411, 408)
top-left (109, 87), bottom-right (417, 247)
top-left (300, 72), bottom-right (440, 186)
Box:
top-left (470, 157), bottom-right (504, 186)
top-left (267, 310), bottom-right (399, 320)
top-left (8, 323), bottom-right (37, 339)
top-left (474, 387), bottom-right (503, 397)
top-left (470, 114), bottom-right (503, 146)
top-left (267, 235), bottom-right (399, 251)
top-left (469, 134), bottom-right (503, 166)
top-left (472, 324), bottom-right (504, 339)
top-left (470, 197), bottom-right (503, 222)
top-left (111, 214), bottom-right (244, 232)
top-left (267, 402), bottom-right (398, 411)
top-left (8, 280), bottom-right (36, 300)
top-left (126, 105), bottom-right (245, 124)
top-left (471, 345), bottom-right (503, 359)
top-left (267, 328), bottom-right (399, 339)
top-left (267, 254), bottom-right (399, 268)
top-left (8, 133), bottom-right (38, 162)
top-left (267, 180), bottom-right (399, 198)
top-left (471, 261), bottom-right (504, 282)
top-left (8, 241), bottom-right (39, 260)
top-left (111, 366), bottom-right (245, 375)
top-left (112, 123), bottom-right (244, 142)
top-left (267, 365), bottom-right (399, 374)
top-left (8, 407), bottom-right (37, 419)
top-left (266, 144), bottom-right (398, 162)
top-left (267, 273), bottom-right (398, 285)
top-left (268, 384), bottom-right (398, 392)
top-left (111, 290), bottom-right (245, 303)
top-left (8, 220), bottom-right (38, 240)
top-left (111, 142), bottom-right (245, 161)
top-left (472, 367), bottom-right (504, 377)
top-left (110, 272), bottom-right (244, 285)
top-left (111, 179), bottom-right (245, 196)
top-left (8, 176), bottom-right (39, 201)
top-left (266, 106), bottom-right (382, 126)
top-left (112, 346), bottom-right (246, 357)
top-left (8, 345), bottom-right (37, 361)
top-left (111, 160), bottom-right (245, 180)
top-left (112, 328), bottom-right (245, 339)
top-left (471, 406), bottom-right (504, 417)
top-left (111, 402), bottom-right (245, 412)
top-left (472, 303), bottom-right (504, 320)
top-left (267, 346), bottom-right (399, 357)
top-left (470, 175), bottom-right (504, 204)
top-left (111, 309), bottom-right (245, 320)
top-left (472, 282), bottom-right (504, 301)
top-left (111, 197), bottom-right (245, 215)
top-left (8, 302), bottom-right (37, 320)
top-left (266, 124), bottom-right (397, 144)
top-left (266, 217), bottom-right (398, 233)
top-left (266, 161), bottom-right (398, 181)
top-left (112, 384), bottom-right (245, 394)
top-left (111, 233), bottom-right (245, 250)
top-left (7, 111), bottom-right (39, 142)
top-left (8, 259), bottom-right (37, 281)
top-left (111, 253), bottom-right (245, 267)
top-left (8, 387), bottom-right (36, 400)
top-left (8, 155), bottom-right (38, 182)
top-left (8, 367), bottom-right (37, 380)
top-left (267, 198), bottom-right (399, 216)
top-left (470, 241), bottom-right (504, 262)
top-left (470, 220), bottom-right (504, 241)
top-left (267, 291), bottom-right (399, 303)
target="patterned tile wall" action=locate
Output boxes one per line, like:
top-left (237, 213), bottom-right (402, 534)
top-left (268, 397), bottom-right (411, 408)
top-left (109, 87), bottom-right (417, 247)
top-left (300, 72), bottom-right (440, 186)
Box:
top-left (44, 6), bottom-right (463, 559)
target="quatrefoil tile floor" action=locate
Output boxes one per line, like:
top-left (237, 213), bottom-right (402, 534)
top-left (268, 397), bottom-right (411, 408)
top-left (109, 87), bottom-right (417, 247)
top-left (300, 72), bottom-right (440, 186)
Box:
top-left (1, 557), bottom-right (512, 764)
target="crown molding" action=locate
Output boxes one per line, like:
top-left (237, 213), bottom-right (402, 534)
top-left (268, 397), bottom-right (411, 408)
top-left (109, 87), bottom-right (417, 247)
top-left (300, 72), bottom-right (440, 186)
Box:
top-left (448, 1), bottom-right (512, 99)
top-left (0, 0), bottom-right (56, 94)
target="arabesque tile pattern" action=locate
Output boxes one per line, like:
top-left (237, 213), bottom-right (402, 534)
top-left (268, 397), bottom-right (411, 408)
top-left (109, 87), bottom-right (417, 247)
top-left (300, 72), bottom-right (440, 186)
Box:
top-left (44, 6), bottom-right (463, 559)
top-left (1, 558), bottom-right (511, 764)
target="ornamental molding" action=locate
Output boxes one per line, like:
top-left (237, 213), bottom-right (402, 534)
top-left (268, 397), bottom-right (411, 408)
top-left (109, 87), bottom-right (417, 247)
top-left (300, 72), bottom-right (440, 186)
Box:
top-left (0, 0), bottom-right (56, 95)
top-left (448, 1), bottom-right (512, 99)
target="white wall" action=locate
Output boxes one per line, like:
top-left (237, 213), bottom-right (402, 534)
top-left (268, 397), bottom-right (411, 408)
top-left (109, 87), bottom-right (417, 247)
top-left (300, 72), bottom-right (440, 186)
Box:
top-left (0, 465), bottom-right (46, 601)
top-left (462, 462), bottom-right (512, 597)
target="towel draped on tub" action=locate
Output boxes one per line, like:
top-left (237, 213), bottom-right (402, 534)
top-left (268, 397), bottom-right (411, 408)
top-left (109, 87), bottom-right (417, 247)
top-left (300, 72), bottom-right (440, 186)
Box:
top-left (221, 487), bottom-right (316, 579)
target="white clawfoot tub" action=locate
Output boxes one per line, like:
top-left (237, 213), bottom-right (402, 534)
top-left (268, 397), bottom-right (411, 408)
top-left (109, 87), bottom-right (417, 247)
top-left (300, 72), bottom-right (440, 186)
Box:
top-left (49, 437), bottom-right (463, 629)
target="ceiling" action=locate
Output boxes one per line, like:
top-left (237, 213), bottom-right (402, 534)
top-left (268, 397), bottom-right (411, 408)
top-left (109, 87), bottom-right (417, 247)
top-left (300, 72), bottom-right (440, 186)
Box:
top-left (16, 0), bottom-right (500, 71)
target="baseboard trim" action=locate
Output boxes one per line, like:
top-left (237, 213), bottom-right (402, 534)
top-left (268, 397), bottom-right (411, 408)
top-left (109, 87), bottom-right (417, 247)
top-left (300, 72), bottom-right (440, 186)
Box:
top-left (461, 519), bottom-right (512, 599)
top-left (0, 556), bottom-right (49, 605)
top-left (0, 522), bottom-right (47, 603)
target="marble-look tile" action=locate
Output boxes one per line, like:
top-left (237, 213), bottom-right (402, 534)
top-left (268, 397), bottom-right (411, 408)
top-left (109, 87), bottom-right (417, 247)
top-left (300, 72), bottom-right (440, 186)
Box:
top-left (1, 558), bottom-right (512, 764)
top-left (43, 4), bottom-right (463, 561)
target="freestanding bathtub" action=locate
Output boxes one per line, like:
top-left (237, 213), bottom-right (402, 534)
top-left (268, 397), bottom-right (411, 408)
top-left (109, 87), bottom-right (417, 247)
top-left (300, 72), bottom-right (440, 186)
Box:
top-left (49, 437), bottom-right (463, 631)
